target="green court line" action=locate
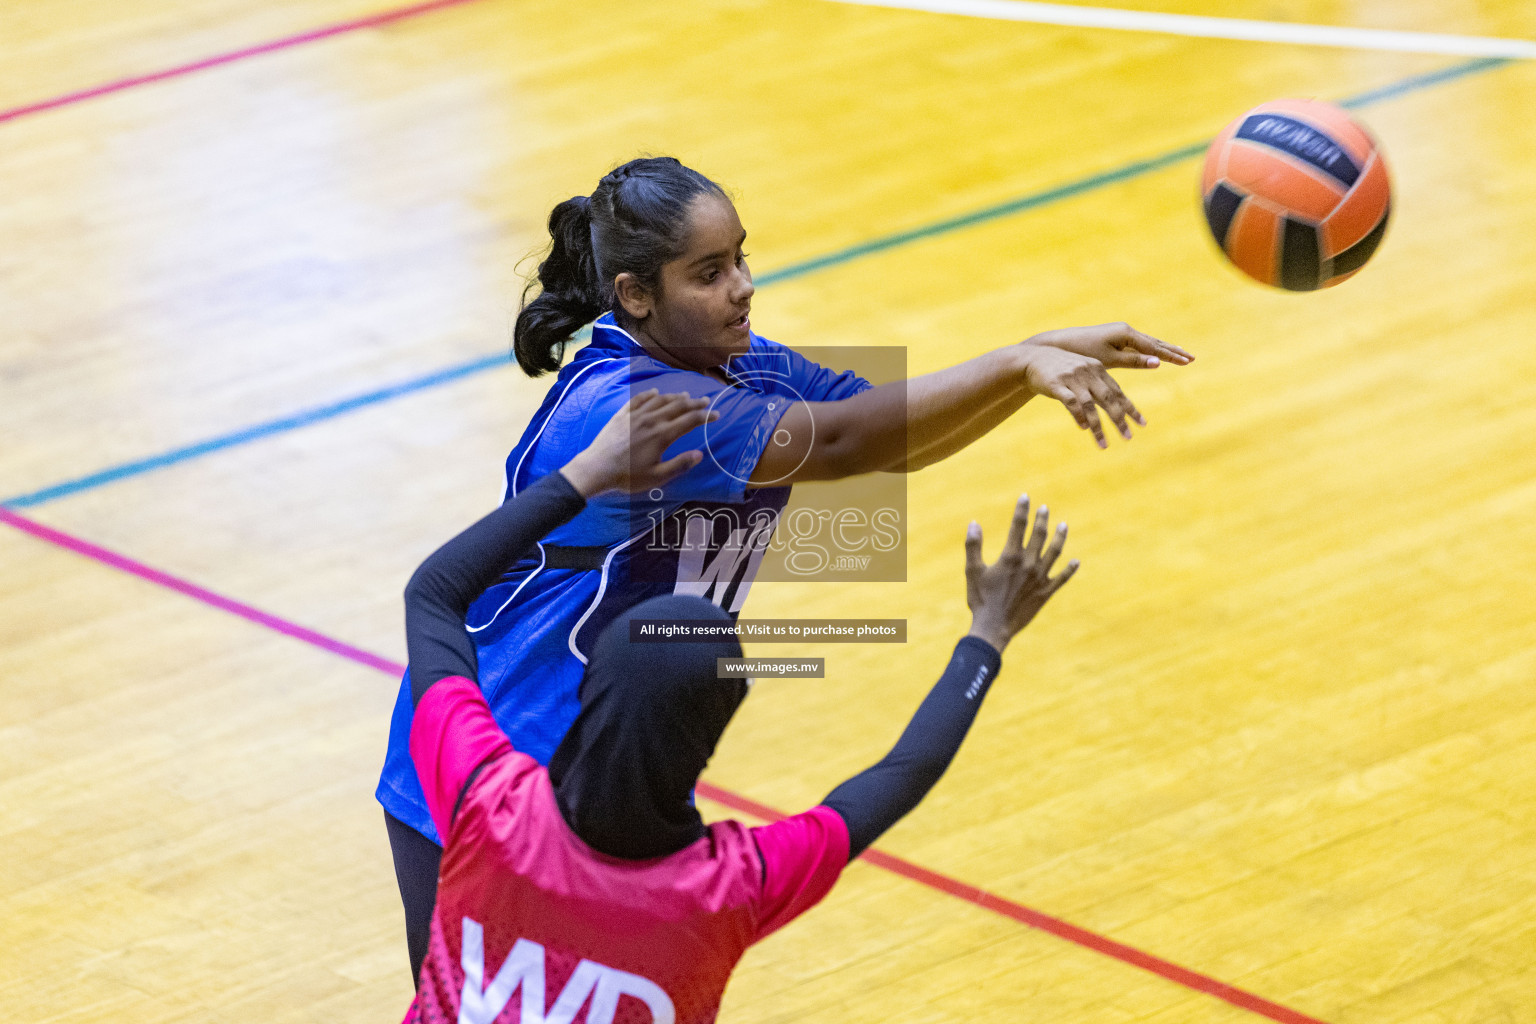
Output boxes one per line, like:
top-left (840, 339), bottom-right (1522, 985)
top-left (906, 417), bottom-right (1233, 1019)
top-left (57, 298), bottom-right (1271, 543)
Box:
top-left (755, 55), bottom-right (1510, 287)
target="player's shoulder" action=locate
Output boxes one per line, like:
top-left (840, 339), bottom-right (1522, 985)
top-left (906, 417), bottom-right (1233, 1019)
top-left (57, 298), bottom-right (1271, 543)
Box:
top-left (739, 332), bottom-right (799, 367)
top-left (668, 818), bottom-right (767, 908)
top-left (706, 815), bottom-right (758, 851)
top-left (567, 317), bottom-right (716, 400)
top-left (748, 805), bottom-right (849, 864)
top-left (454, 748), bottom-right (549, 830)
top-left (731, 334), bottom-right (871, 400)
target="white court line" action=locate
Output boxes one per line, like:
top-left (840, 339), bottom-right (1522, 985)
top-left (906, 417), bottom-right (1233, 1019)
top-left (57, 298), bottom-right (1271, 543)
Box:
top-left (824, 0), bottom-right (1536, 58)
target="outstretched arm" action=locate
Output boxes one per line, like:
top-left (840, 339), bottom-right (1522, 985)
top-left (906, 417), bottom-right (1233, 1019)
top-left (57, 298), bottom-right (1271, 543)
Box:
top-left (404, 391), bottom-right (714, 706)
top-left (820, 636), bottom-right (1001, 857)
top-left (821, 496), bottom-right (1077, 858)
top-left (893, 385), bottom-right (1032, 474)
top-left (898, 323), bottom-right (1195, 470)
top-left (751, 323), bottom-right (1191, 484)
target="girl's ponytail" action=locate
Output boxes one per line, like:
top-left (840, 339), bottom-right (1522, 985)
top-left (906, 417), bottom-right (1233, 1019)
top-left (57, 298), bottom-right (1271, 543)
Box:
top-left (514, 195), bottom-right (604, 376)
top-left (514, 158), bottom-right (727, 376)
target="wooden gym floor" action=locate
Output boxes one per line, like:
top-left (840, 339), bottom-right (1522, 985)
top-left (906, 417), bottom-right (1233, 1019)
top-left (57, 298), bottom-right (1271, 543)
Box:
top-left (2, 1), bottom-right (1534, 1021)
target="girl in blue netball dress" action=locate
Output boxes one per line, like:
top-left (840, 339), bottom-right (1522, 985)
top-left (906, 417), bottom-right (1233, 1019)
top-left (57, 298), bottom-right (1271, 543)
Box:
top-left (378, 156), bottom-right (1192, 982)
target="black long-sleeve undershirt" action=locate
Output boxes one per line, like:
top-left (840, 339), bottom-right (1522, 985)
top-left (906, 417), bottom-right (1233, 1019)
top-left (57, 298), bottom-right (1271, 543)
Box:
top-left (404, 472), bottom-right (587, 706)
top-left (822, 636), bottom-right (1002, 858)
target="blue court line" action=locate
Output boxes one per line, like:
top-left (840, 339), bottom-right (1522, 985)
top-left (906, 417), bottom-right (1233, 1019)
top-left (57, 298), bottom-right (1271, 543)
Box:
top-left (3, 353), bottom-right (508, 508)
top-left (2, 55), bottom-right (1510, 510)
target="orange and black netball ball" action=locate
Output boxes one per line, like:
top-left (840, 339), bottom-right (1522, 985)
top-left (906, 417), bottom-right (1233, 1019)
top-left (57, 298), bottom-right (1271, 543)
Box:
top-left (1201, 99), bottom-right (1391, 290)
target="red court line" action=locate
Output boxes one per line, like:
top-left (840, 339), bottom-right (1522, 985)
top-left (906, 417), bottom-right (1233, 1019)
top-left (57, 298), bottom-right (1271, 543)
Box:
top-left (697, 782), bottom-right (1326, 1024)
top-left (0, 0), bottom-right (484, 126)
top-left (0, 505), bottom-right (1329, 1024)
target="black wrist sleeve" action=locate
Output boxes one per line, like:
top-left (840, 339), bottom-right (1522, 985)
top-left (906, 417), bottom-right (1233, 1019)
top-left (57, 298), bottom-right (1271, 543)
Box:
top-left (405, 472), bottom-right (587, 705)
top-left (821, 636), bottom-right (1002, 859)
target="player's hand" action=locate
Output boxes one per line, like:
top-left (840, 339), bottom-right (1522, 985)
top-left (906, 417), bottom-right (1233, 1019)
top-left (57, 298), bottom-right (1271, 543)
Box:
top-left (964, 495), bottom-right (1078, 654)
top-left (561, 390), bottom-right (717, 497)
top-left (1015, 344), bottom-right (1142, 448)
top-left (1017, 323), bottom-right (1191, 448)
top-left (1027, 322), bottom-right (1193, 370)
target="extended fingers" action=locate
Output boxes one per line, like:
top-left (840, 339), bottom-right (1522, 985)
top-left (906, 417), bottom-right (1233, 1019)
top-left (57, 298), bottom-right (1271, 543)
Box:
top-left (660, 400), bottom-right (714, 432)
top-left (1024, 503), bottom-right (1050, 558)
top-left (1122, 325), bottom-right (1194, 365)
top-left (1048, 381), bottom-right (1106, 446)
top-left (628, 389), bottom-right (680, 425)
top-left (1003, 494), bottom-right (1031, 554)
top-left (1039, 520), bottom-right (1068, 572)
top-left (651, 391), bottom-right (705, 415)
top-left (1046, 558), bottom-right (1080, 594)
top-left (627, 387), bottom-right (663, 412)
top-left (651, 449), bottom-right (705, 484)
top-left (1096, 368), bottom-right (1146, 430)
top-left (964, 521), bottom-right (984, 576)
top-left (665, 409), bottom-right (715, 441)
top-left (1138, 331), bottom-right (1194, 365)
top-left (1099, 347), bottom-right (1161, 369)
top-left (1047, 384), bottom-right (1088, 429)
top-left (1084, 375), bottom-right (1136, 439)
top-left (1099, 324), bottom-right (1194, 368)
top-left (1074, 387), bottom-right (1108, 448)
top-left (643, 393), bottom-right (712, 429)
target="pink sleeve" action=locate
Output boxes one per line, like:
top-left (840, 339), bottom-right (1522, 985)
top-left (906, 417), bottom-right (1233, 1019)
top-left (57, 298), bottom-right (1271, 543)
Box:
top-left (749, 805), bottom-right (850, 941)
top-left (409, 677), bottom-right (514, 840)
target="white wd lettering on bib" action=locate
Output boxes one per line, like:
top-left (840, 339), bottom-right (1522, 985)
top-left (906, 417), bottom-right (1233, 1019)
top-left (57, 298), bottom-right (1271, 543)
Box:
top-left (459, 918), bottom-right (675, 1024)
top-left (673, 513), bottom-right (773, 613)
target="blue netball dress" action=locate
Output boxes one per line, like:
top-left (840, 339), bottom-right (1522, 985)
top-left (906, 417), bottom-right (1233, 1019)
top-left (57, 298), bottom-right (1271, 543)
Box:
top-left (377, 314), bottom-right (871, 841)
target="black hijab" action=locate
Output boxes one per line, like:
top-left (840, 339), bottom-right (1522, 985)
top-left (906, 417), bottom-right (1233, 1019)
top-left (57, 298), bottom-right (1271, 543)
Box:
top-left (547, 594), bottom-right (748, 860)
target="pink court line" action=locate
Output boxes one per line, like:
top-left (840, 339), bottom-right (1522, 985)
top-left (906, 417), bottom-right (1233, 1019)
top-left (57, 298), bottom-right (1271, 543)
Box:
top-left (0, 0), bottom-right (485, 126)
top-left (1, 505), bottom-right (1329, 1024)
top-left (0, 507), bottom-right (401, 675)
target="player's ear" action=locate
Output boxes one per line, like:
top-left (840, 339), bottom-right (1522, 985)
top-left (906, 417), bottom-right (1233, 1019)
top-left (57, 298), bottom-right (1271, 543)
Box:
top-left (614, 273), bottom-right (652, 321)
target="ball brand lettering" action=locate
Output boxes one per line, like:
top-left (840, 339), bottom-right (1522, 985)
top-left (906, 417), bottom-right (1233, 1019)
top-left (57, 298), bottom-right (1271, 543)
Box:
top-left (458, 918), bottom-right (675, 1024)
top-left (1250, 117), bottom-right (1340, 162)
top-left (1236, 114), bottom-right (1359, 186)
